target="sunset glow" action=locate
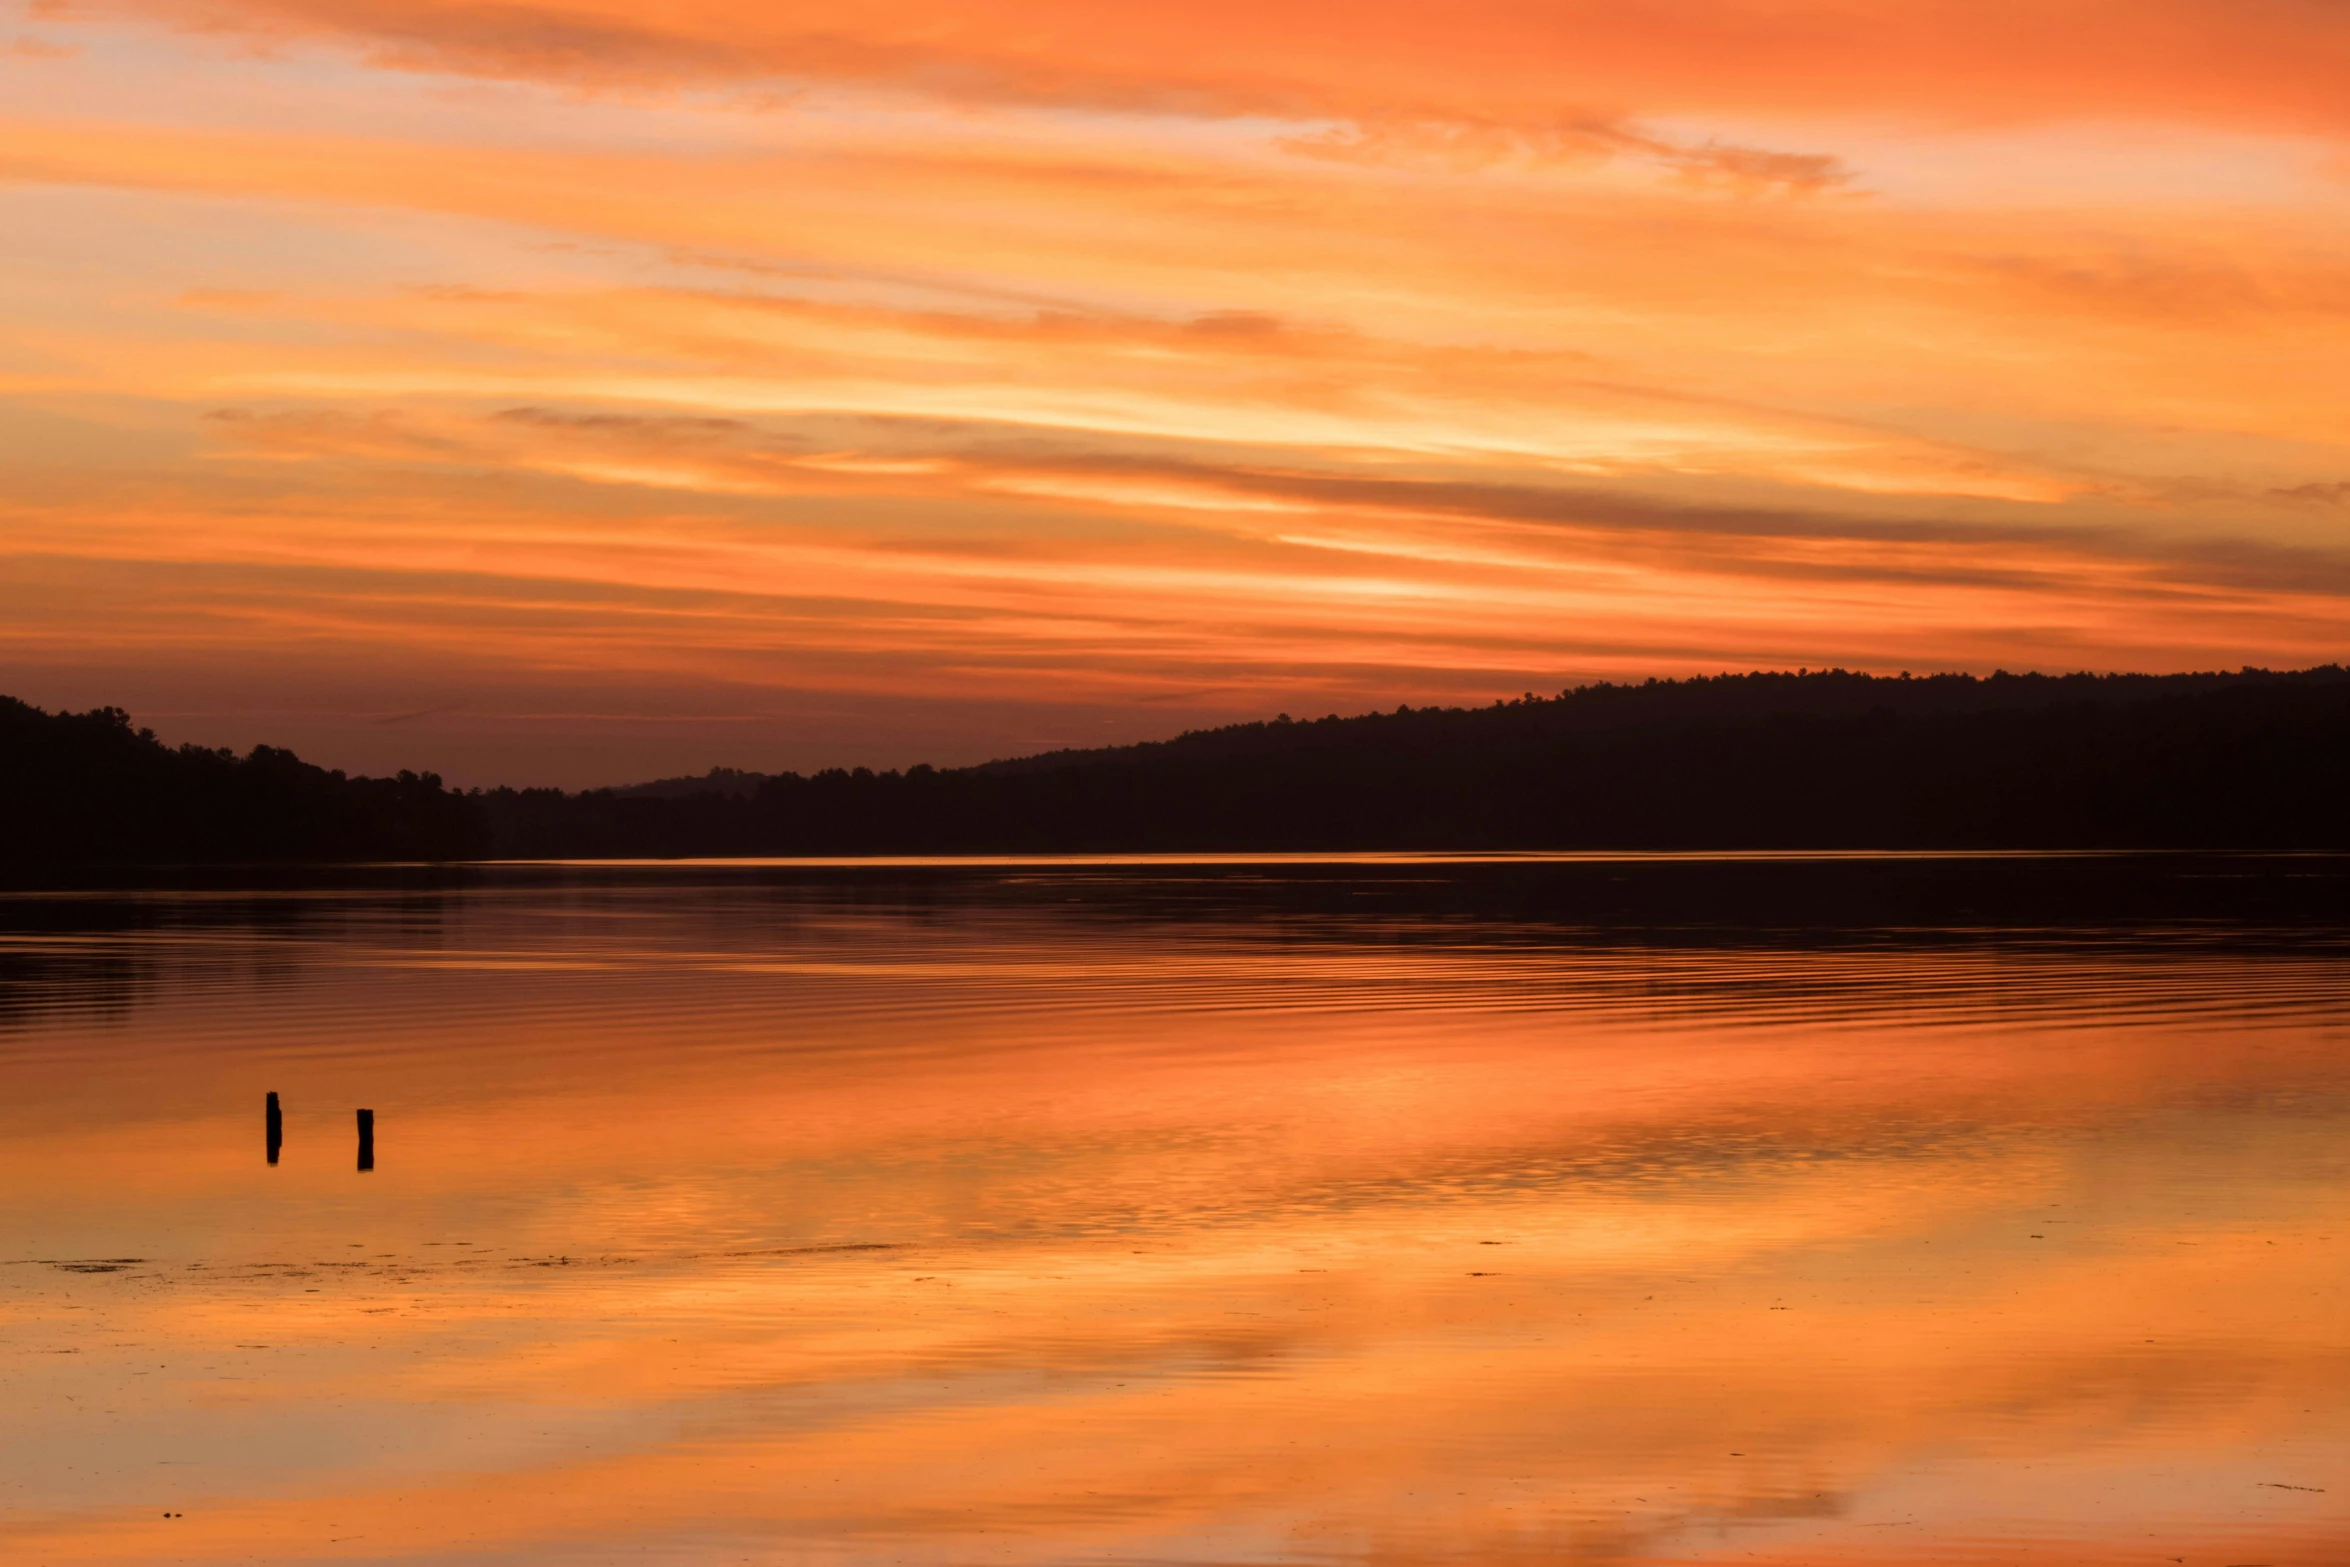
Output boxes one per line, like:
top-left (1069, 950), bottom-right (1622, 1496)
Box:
top-left (5, 1), bottom-right (2349, 781)
top-left (5, 874), bottom-right (2347, 1563)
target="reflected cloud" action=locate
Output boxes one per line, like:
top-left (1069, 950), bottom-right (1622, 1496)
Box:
top-left (2, 867), bottom-right (2348, 1561)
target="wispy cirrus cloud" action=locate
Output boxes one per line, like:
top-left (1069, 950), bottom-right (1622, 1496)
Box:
top-left (60, 0), bottom-right (2350, 135)
top-left (4, 0), bottom-right (2349, 780)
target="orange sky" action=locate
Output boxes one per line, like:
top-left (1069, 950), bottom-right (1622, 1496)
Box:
top-left (3, 0), bottom-right (2348, 783)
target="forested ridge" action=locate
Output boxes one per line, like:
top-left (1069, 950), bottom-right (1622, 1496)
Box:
top-left (499, 666), bottom-right (2350, 857)
top-left (7, 667), bottom-right (2349, 863)
top-left (1, 699), bottom-right (484, 863)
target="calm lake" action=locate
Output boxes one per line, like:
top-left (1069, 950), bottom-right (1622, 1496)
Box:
top-left (3, 856), bottom-right (2346, 1564)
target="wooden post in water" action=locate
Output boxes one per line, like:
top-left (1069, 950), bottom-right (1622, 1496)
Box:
top-left (356, 1108), bottom-right (374, 1173)
top-left (265, 1092), bottom-right (283, 1166)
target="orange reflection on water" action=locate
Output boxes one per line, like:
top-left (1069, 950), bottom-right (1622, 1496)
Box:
top-left (0, 871), bottom-right (2345, 1563)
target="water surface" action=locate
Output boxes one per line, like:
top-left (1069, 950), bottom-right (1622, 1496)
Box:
top-left (3, 857), bottom-right (2347, 1563)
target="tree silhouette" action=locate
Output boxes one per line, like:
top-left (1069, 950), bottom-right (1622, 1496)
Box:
top-left (10, 666), bottom-right (2350, 864)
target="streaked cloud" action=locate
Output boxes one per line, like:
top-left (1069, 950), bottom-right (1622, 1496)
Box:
top-left (2, 0), bottom-right (2348, 780)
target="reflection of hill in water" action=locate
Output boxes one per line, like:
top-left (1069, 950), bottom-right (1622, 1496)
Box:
top-left (6, 858), bottom-right (2350, 1567)
top-left (0, 874), bottom-right (461, 1033)
top-left (3, 855), bottom-right (2347, 1043)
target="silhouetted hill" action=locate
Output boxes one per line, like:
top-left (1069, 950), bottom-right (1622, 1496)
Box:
top-left (974, 667), bottom-right (2327, 774)
top-left (1, 699), bottom-right (485, 864)
top-left (12, 667), bottom-right (2350, 863)
top-left (612, 767), bottom-right (774, 800)
top-left (479, 666), bottom-right (2350, 857)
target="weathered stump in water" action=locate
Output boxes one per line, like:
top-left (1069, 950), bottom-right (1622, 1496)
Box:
top-left (356, 1108), bottom-right (374, 1173)
top-left (265, 1091), bottom-right (282, 1166)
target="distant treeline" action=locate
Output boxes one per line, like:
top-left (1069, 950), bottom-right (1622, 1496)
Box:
top-left (1, 699), bottom-right (484, 863)
top-left (8, 667), bottom-right (2350, 863)
top-left (482, 666), bottom-right (2350, 857)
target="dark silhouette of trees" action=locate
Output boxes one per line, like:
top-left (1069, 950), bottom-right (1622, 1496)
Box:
top-left (1, 699), bottom-right (484, 864)
top-left (479, 666), bottom-right (2350, 857)
top-left (9, 666), bottom-right (2349, 863)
